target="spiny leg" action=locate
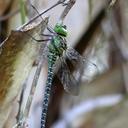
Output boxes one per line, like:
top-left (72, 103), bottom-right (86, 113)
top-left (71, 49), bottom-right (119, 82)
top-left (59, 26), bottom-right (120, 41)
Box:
top-left (40, 33), bottom-right (54, 37)
top-left (32, 38), bottom-right (51, 43)
top-left (47, 26), bottom-right (57, 34)
top-left (28, 32), bottom-right (52, 42)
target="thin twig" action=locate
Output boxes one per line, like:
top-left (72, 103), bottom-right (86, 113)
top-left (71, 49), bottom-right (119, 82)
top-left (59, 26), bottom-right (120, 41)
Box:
top-left (24, 48), bottom-right (45, 118)
top-left (22, 0), bottom-right (66, 28)
top-left (59, 0), bottom-right (76, 23)
top-left (19, 0), bottom-right (26, 24)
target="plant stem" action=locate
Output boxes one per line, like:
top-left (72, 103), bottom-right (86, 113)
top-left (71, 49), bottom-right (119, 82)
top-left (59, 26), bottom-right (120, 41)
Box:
top-left (19, 0), bottom-right (26, 24)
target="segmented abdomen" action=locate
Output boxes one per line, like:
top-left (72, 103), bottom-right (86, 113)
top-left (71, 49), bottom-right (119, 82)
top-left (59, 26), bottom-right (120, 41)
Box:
top-left (41, 53), bottom-right (57, 128)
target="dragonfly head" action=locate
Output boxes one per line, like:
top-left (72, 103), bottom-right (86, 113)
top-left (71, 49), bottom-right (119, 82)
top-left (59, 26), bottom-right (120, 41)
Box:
top-left (54, 23), bottom-right (68, 37)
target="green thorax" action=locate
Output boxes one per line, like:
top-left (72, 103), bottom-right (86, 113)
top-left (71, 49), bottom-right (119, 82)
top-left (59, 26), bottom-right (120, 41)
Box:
top-left (54, 23), bottom-right (68, 37)
top-left (48, 23), bottom-right (68, 66)
top-left (48, 35), bottom-right (67, 57)
top-left (48, 23), bottom-right (68, 56)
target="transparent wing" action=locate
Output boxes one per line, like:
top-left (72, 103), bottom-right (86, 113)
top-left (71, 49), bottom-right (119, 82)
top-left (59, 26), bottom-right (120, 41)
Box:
top-left (57, 58), bottom-right (79, 95)
top-left (66, 47), bottom-right (98, 82)
top-left (66, 47), bottom-right (83, 62)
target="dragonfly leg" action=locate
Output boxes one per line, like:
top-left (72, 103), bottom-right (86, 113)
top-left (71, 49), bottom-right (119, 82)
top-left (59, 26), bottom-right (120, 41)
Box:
top-left (25, 30), bottom-right (52, 43)
top-left (32, 38), bottom-right (52, 42)
top-left (47, 27), bottom-right (56, 34)
top-left (40, 34), bottom-right (53, 37)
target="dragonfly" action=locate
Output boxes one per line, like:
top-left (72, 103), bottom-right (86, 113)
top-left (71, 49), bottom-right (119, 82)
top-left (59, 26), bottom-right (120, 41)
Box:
top-left (36, 18), bottom-right (97, 128)
top-left (15, 0), bottom-right (97, 128)
top-left (39, 23), bottom-right (86, 128)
